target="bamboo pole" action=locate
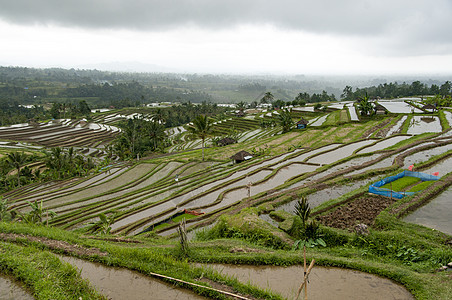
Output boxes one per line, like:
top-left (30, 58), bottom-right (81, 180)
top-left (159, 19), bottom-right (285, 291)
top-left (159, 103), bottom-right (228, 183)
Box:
top-left (296, 259), bottom-right (315, 300)
top-left (304, 247), bottom-right (307, 300)
top-left (147, 271), bottom-right (251, 300)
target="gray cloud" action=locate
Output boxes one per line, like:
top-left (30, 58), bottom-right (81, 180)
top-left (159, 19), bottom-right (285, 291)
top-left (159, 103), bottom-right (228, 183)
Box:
top-left (1, 0), bottom-right (451, 55)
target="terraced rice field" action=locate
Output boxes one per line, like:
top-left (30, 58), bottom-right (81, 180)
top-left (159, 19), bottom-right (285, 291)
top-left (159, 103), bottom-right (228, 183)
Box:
top-left (3, 105), bottom-right (452, 240)
top-left (6, 126), bottom-right (450, 238)
top-left (0, 119), bottom-right (118, 149)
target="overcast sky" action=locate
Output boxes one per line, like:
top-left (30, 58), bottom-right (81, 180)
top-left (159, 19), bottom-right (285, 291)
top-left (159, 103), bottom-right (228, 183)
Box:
top-left (1, 0), bottom-right (452, 75)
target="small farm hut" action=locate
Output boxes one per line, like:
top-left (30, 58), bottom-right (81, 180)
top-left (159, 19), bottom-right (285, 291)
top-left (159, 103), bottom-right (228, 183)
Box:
top-left (374, 104), bottom-right (387, 115)
top-left (422, 104), bottom-right (437, 113)
top-left (296, 118), bottom-right (309, 129)
top-left (231, 150), bottom-right (253, 164)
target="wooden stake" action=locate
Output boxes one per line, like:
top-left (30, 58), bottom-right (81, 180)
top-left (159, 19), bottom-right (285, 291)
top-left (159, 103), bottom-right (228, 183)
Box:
top-left (147, 271), bottom-right (251, 300)
top-left (304, 246), bottom-right (307, 300)
top-left (296, 259), bottom-right (315, 300)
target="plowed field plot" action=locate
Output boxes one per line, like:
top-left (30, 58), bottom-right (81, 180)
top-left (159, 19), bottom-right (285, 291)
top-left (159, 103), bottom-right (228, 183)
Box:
top-left (316, 194), bottom-right (396, 230)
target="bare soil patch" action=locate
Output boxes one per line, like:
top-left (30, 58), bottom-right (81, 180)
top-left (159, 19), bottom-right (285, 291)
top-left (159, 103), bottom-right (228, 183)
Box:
top-left (0, 233), bottom-right (108, 257)
top-left (315, 194), bottom-right (397, 231)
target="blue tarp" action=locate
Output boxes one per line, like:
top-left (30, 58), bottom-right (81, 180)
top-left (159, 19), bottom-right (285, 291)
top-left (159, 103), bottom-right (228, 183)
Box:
top-left (369, 171), bottom-right (439, 199)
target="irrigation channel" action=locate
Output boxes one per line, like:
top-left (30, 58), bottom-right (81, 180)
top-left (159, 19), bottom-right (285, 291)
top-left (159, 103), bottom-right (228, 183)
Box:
top-left (204, 264), bottom-right (414, 300)
top-left (7, 130), bottom-right (452, 238)
top-left (0, 275), bottom-right (34, 300)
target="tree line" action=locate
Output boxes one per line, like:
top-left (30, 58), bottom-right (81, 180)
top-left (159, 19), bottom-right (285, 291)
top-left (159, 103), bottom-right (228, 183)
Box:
top-left (341, 81), bottom-right (452, 100)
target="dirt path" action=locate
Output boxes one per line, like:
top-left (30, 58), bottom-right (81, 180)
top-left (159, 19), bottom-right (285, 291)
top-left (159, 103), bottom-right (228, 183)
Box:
top-left (0, 233), bottom-right (107, 257)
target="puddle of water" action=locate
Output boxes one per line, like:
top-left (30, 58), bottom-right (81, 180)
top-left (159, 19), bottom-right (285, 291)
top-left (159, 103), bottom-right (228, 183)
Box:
top-left (357, 136), bottom-right (411, 154)
top-left (270, 144), bottom-right (340, 169)
top-left (207, 264), bottom-right (413, 300)
top-left (421, 155), bottom-right (452, 177)
top-left (59, 256), bottom-right (206, 300)
top-left (307, 140), bottom-right (375, 165)
top-left (379, 100), bottom-right (422, 114)
top-left (279, 177), bottom-right (377, 213)
top-left (0, 275), bottom-right (34, 300)
top-left (402, 142), bottom-right (452, 169)
top-left (444, 111), bottom-right (452, 128)
top-left (310, 115), bottom-right (328, 126)
top-left (258, 213), bottom-right (279, 227)
top-left (386, 116), bottom-right (408, 137)
top-left (407, 116), bottom-right (442, 134)
top-left (292, 107), bottom-right (315, 112)
top-left (403, 186), bottom-right (452, 235)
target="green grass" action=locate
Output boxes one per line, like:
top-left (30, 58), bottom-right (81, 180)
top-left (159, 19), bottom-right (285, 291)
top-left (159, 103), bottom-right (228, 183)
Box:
top-left (0, 241), bottom-right (106, 300)
top-left (381, 176), bottom-right (421, 191)
top-left (408, 181), bottom-right (435, 192)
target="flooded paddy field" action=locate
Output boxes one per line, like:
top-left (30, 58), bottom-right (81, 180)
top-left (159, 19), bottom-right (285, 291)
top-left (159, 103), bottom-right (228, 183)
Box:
top-left (407, 116), bottom-right (443, 134)
top-left (206, 264), bottom-right (414, 300)
top-left (59, 256), bottom-right (206, 300)
top-left (378, 100), bottom-right (422, 114)
top-left (403, 186), bottom-right (452, 235)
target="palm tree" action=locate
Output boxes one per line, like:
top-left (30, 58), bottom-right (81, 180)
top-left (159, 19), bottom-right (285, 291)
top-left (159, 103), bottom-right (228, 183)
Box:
top-left (151, 108), bottom-right (166, 124)
top-left (147, 121), bottom-right (166, 151)
top-left (261, 92), bottom-right (274, 104)
top-left (6, 152), bottom-right (27, 187)
top-left (187, 115), bottom-right (213, 161)
top-left (278, 109), bottom-right (294, 133)
top-left (235, 101), bottom-right (247, 112)
top-left (357, 93), bottom-right (374, 116)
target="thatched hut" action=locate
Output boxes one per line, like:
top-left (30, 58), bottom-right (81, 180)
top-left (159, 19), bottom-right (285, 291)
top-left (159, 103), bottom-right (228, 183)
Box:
top-left (422, 104), bottom-right (437, 113)
top-left (374, 104), bottom-right (387, 115)
top-left (230, 150), bottom-right (253, 164)
top-left (296, 118), bottom-right (309, 129)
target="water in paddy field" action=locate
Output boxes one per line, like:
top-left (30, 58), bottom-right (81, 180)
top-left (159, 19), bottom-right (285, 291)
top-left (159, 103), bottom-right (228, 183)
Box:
top-left (0, 275), bottom-right (34, 300)
top-left (378, 100), bottom-right (423, 113)
top-left (205, 264), bottom-right (414, 300)
top-left (403, 186), bottom-right (452, 235)
top-left (407, 116), bottom-right (442, 134)
top-left (59, 256), bottom-right (207, 300)
top-left (356, 135), bottom-right (411, 154)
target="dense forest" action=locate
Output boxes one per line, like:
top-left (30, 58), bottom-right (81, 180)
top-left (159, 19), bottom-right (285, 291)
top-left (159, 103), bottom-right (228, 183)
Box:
top-left (0, 66), bottom-right (451, 127)
top-left (342, 80), bottom-right (452, 100)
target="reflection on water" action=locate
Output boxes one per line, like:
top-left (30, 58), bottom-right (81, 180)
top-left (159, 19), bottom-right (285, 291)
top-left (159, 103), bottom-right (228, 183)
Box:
top-left (0, 275), bottom-right (34, 300)
top-left (207, 264), bottom-right (413, 300)
top-left (59, 256), bottom-right (206, 300)
top-left (403, 187), bottom-right (452, 235)
top-left (407, 116), bottom-right (442, 134)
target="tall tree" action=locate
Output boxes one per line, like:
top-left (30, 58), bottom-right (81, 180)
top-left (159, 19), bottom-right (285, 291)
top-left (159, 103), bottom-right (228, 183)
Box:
top-left (278, 108), bottom-right (294, 133)
top-left (187, 115), bottom-right (213, 161)
top-left (6, 152), bottom-right (27, 187)
top-left (357, 93), bottom-right (373, 116)
top-left (260, 92), bottom-right (274, 104)
top-left (341, 86), bottom-right (353, 100)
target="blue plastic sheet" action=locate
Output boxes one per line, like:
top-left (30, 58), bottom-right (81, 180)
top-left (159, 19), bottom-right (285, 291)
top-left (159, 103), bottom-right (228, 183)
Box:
top-left (369, 171), bottom-right (439, 199)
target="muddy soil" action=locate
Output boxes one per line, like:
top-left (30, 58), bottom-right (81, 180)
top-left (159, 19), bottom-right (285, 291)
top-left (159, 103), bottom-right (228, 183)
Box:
top-left (315, 194), bottom-right (396, 231)
top-left (0, 233), bottom-right (107, 257)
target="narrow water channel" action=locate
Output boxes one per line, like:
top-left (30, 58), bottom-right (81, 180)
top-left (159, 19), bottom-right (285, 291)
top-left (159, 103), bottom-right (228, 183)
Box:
top-left (0, 274), bottom-right (34, 300)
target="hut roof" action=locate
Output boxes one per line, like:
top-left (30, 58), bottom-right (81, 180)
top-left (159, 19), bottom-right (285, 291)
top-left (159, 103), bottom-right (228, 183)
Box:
top-left (230, 150), bottom-right (253, 161)
top-left (296, 118), bottom-right (309, 125)
top-left (374, 104), bottom-right (386, 111)
top-left (422, 104), bottom-right (437, 110)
